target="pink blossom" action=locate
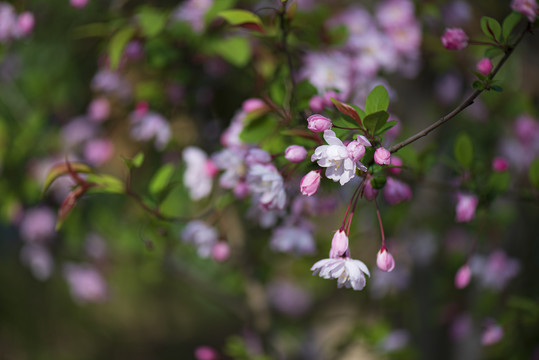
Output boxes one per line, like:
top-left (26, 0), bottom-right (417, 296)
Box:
top-left (311, 256), bottom-right (370, 291)
top-left (194, 346), bottom-right (219, 360)
top-left (441, 28), bottom-right (468, 50)
top-left (87, 97), bottom-right (110, 123)
top-left (374, 147), bottom-right (391, 165)
top-left (323, 90), bottom-right (341, 106)
top-left (267, 280), bottom-right (312, 316)
top-left (233, 181), bottom-right (249, 199)
top-left (172, 0), bottom-right (214, 33)
top-left (83, 138), bottom-right (114, 166)
top-left (19, 207), bottom-right (56, 243)
top-left (389, 156), bottom-right (403, 175)
top-left (242, 98), bottom-right (267, 113)
top-left (63, 263), bottom-right (108, 303)
top-left (511, 0), bottom-right (538, 22)
top-left (514, 114), bottom-right (538, 144)
top-left (285, 145), bottom-right (308, 163)
top-left (455, 193), bottom-right (478, 223)
top-left (386, 21), bottom-right (422, 56)
top-left (476, 58), bottom-right (493, 75)
top-left (211, 241), bottom-right (230, 262)
top-left (130, 110), bottom-right (171, 150)
top-left (20, 244), bottom-right (54, 280)
top-left (307, 114), bottom-right (332, 132)
top-left (481, 322), bottom-right (504, 346)
top-left (300, 170), bottom-right (321, 196)
top-left (16, 12), bottom-right (34, 36)
top-left (376, 0), bottom-right (416, 29)
top-left (383, 177), bottom-right (412, 204)
top-left (346, 140), bottom-right (366, 162)
top-left (245, 148), bottom-right (271, 166)
top-left (309, 95), bottom-right (324, 112)
top-left (182, 221), bottom-right (219, 258)
top-left (271, 226), bottom-right (316, 255)
top-left (376, 248), bottom-right (396, 272)
top-left (0, 4), bottom-right (17, 42)
top-left (330, 230), bottom-right (349, 258)
top-left (300, 51), bottom-right (354, 96)
top-left (247, 164), bottom-right (286, 210)
top-left (470, 250), bottom-right (520, 291)
top-left (183, 147), bottom-right (213, 200)
top-left (454, 264), bottom-right (471, 289)
top-left (363, 179), bottom-right (379, 200)
top-left (492, 157), bottom-right (508, 172)
top-left (70, 0), bottom-right (89, 9)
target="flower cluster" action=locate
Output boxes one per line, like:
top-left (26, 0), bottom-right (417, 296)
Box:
top-left (0, 3), bottom-right (34, 43)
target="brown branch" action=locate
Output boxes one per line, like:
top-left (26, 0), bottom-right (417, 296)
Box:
top-left (389, 25), bottom-right (530, 154)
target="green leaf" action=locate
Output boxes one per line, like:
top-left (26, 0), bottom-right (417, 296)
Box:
top-left (212, 36), bottom-right (251, 67)
top-left (86, 174), bottom-right (125, 194)
top-left (487, 172), bottom-right (510, 193)
top-left (502, 12), bottom-right (522, 40)
top-left (43, 162), bottom-right (93, 194)
top-left (138, 7), bottom-right (167, 37)
top-left (218, 9), bottom-right (264, 33)
top-left (149, 163), bottom-right (176, 195)
top-left (491, 85), bottom-right (503, 92)
top-left (375, 120), bottom-right (398, 136)
top-left (204, 0), bottom-right (237, 24)
top-left (363, 110), bottom-right (389, 136)
top-left (472, 80), bottom-right (485, 90)
top-left (109, 26), bottom-right (136, 70)
top-left (529, 157), bottom-right (539, 189)
top-left (72, 23), bottom-right (109, 39)
top-left (454, 133), bottom-right (474, 168)
top-left (480, 16), bottom-right (502, 41)
top-left (364, 85), bottom-right (389, 115)
top-left (240, 116), bottom-right (278, 143)
top-left (484, 47), bottom-right (504, 58)
top-left (371, 175), bottom-right (386, 190)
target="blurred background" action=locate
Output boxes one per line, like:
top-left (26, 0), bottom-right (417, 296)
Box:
top-left (0, 0), bottom-right (538, 359)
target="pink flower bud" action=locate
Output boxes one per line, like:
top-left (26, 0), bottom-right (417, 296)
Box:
top-left (70, 0), bottom-right (89, 9)
top-left (383, 177), bottom-right (412, 205)
top-left (88, 97), bottom-right (110, 123)
top-left (307, 114), bottom-right (332, 132)
top-left (205, 159), bottom-right (218, 177)
top-left (363, 179), bottom-right (379, 201)
top-left (242, 98), bottom-right (268, 113)
top-left (492, 157), bottom-right (508, 172)
top-left (309, 96), bottom-right (324, 112)
top-left (454, 264), bottom-right (471, 289)
top-left (330, 230), bottom-right (349, 257)
top-left (323, 90), bottom-right (340, 106)
top-left (476, 58), bottom-right (493, 76)
top-left (455, 193), bottom-right (478, 223)
top-left (83, 138), bottom-right (114, 166)
top-left (511, 0), bottom-right (538, 22)
top-left (374, 147), bottom-right (391, 165)
top-left (17, 12), bottom-right (34, 36)
top-left (285, 145), bottom-right (307, 163)
top-left (194, 346), bottom-right (219, 360)
top-left (514, 114), bottom-right (538, 144)
top-left (135, 101), bottom-right (149, 116)
top-left (389, 156), bottom-right (403, 175)
top-left (376, 248), bottom-right (395, 272)
top-left (300, 170), bottom-right (321, 197)
top-left (212, 241), bottom-right (230, 262)
top-left (346, 141), bottom-right (366, 162)
top-left (441, 28), bottom-right (468, 50)
top-left (481, 323), bottom-right (504, 346)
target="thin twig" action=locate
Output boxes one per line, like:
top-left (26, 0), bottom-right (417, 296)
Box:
top-left (389, 25), bottom-right (530, 154)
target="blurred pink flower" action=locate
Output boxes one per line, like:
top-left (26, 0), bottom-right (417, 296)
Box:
top-left (247, 164), bottom-right (286, 211)
top-left (20, 244), bottom-right (54, 280)
top-left (481, 322), bottom-right (504, 346)
top-left (476, 58), bottom-right (493, 75)
top-left (242, 98), bottom-right (267, 113)
top-left (454, 264), bottom-right (471, 289)
top-left (83, 138), bottom-right (114, 166)
top-left (130, 111), bottom-right (171, 150)
top-left (285, 145), bottom-right (307, 163)
top-left (270, 225), bottom-right (316, 255)
top-left (16, 12), bottom-right (34, 36)
top-left (63, 263), bottom-right (108, 303)
top-left (267, 280), bottom-right (312, 317)
top-left (182, 220), bottom-right (219, 258)
top-left (211, 241), bottom-right (230, 262)
top-left (455, 193), bottom-right (478, 223)
top-left (87, 97), bottom-right (110, 123)
top-left (19, 207), bottom-right (56, 243)
top-left (183, 147), bottom-right (214, 200)
top-left (376, 0), bottom-right (416, 29)
top-left (492, 157), bottom-right (508, 172)
top-left (194, 346), bottom-right (218, 360)
top-left (172, 0), bottom-right (213, 33)
top-left (70, 0), bottom-right (89, 9)
top-left (309, 95), bottom-right (324, 112)
top-left (383, 177), bottom-right (412, 204)
top-left (511, 0), bottom-right (538, 22)
top-left (441, 28), bottom-right (468, 50)
top-left (363, 179), bottom-right (379, 200)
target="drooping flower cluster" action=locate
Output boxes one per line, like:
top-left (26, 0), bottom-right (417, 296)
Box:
top-left (0, 3), bottom-right (34, 43)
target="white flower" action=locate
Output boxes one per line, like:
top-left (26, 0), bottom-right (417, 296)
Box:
top-left (181, 220), bottom-right (219, 258)
top-left (212, 148), bottom-right (246, 189)
top-left (182, 146), bottom-right (213, 200)
top-left (130, 111), bottom-right (171, 150)
top-left (311, 257), bottom-right (370, 290)
top-left (312, 130), bottom-right (363, 185)
top-left (247, 164), bottom-right (286, 210)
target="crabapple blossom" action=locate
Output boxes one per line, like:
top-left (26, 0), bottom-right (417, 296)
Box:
top-left (476, 58), bottom-right (493, 75)
top-left (211, 241), bottom-right (230, 262)
top-left (376, 0), bottom-right (416, 29)
top-left (87, 97), bottom-right (110, 122)
top-left (83, 138), bottom-right (114, 166)
top-left (0, 3), bottom-right (17, 43)
top-left (389, 156), bottom-right (403, 175)
top-left (181, 220), bottom-right (219, 258)
top-left (441, 28), bottom-right (468, 50)
top-left (19, 207), bottom-right (56, 243)
top-left (70, 0), bottom-right (89, 9)
top-left (374, 147), bottom-right (391, 165)
top-left (311, 256), bottom-right (370, 291)
top-left (247, 164), bottom-right (286, 210)
top-left (330, 230), bottom-right (349, 258)
top-left (242, 98), bottom-right (267, 113)
top-left (16, 12), bottom-right (34, 36)
top-left (481, 322), bottom-right (504, 346)
top-left (212, 148), bottom-right (246, 189)
top-left (285, 145), bottom-right (307, 163)
top-left (363, 179), bottom-right (379, 200)
top-left (454, 264), bottom-right (471, 289)
top-left (511, 0), bottom-right (538, 22)
top-left (300, 51), bottom-right (354, 96)
top-left (492, 157), bottom-right (508, 172)
top-left (470, 250), bottom-right (520, 291)
top-left (376, 248), bottom-right (396, 272)
top-left (183, 147), bottom-right (214, 200)
top-left (63, 263), bottom-right (108, 303)
top-left (455, 193), bottom-right (478, 222)
top-left (270, 226), bottom-right (316, 255)
top-left (300, 170), bottom-right (321, 196)
top-left (130, 110), bottom-right (171, 150)
top-left (20, 244), bottom-right (54, 280)
top-left (309, 95), bottom-right (324, 112)
top-left (307, 114), bottom-right (332, 132)
top-left (194, 346), bottom-right (219, 360)
top-left (267, 280), bottom-right (312, 316)
top-left (383, 177), bottom-right (412, 204)
top-left (245, 148), bottom-right (271, 166)
top-left (312, 130), bottom-right (361, 185)
top-left (172, 0), bottom-right (213, 33)
top-left (346, 140), bottom-right (366, 162)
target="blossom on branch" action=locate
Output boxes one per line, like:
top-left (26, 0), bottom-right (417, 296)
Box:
top-left (311, 256), bottom-right (370, 291)
top-left (511, 0), bottom-right (538, 22)
top-left (441, 28), bottom-right (468, 50)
